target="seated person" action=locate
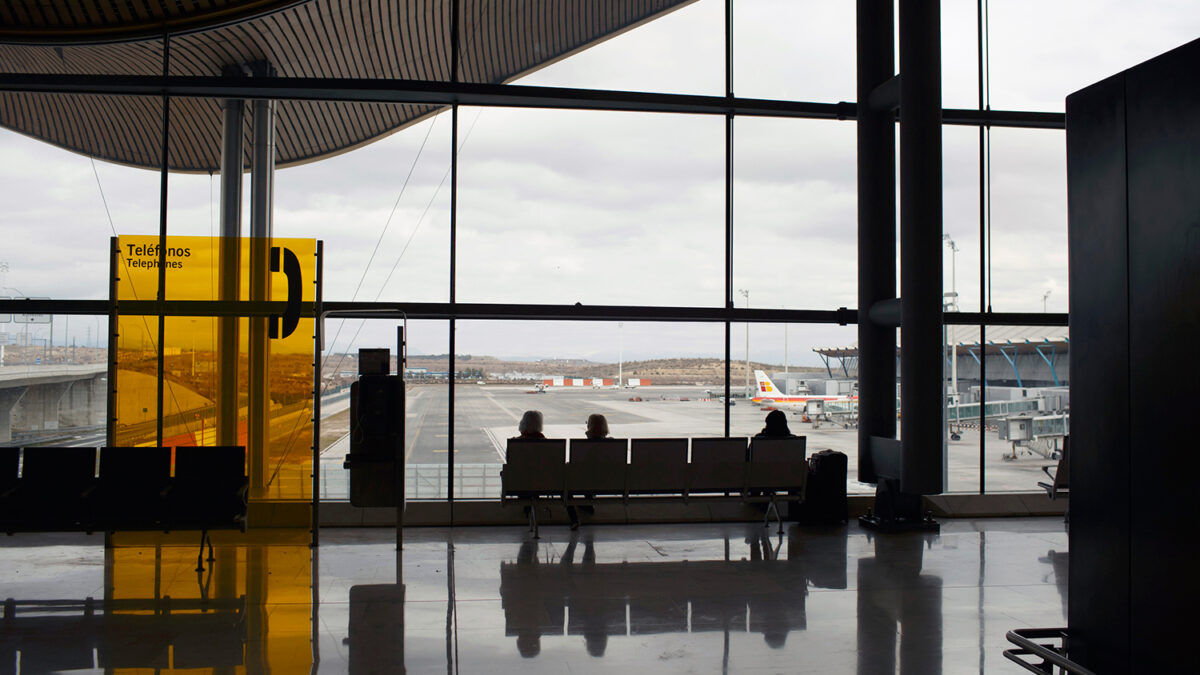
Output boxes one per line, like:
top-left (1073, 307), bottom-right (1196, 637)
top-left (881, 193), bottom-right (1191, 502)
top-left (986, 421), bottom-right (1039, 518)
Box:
top-left (755, 409), bottom-right (796, 438)
top-left (516, 410), bottom-right (545, 439)
top-left (569, 413), bottom-right (613, 529)
top-left (752, 409), bottom-right (799, 501)
top-left (585, 413), bottom-right (610, 439)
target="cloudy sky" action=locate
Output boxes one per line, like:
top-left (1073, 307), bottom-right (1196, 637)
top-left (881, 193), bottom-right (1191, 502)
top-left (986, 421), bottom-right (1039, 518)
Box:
top-left (2, 0), bottom-right (1198, 365)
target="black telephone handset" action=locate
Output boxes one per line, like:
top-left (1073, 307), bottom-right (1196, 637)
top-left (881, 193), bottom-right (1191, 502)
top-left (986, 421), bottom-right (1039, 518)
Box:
top-left (269, 246), bottom-right (302, 339)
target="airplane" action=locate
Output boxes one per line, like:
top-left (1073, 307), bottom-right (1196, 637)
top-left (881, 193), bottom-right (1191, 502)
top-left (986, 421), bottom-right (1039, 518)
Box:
top-left (751, 370), bottom-right (857, 415)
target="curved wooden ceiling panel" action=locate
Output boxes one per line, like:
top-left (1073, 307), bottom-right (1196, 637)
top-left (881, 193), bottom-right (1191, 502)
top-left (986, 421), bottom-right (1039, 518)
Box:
top-left (0, 0), bottom-right (694, 172)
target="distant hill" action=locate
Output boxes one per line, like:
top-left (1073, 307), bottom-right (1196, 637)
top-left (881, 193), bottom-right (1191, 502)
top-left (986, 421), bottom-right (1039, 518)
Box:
top-left (403, 355), bottom-right (823, 385)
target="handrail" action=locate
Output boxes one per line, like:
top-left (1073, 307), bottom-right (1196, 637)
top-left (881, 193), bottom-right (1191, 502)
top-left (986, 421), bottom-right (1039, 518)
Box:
top-left (1003, 628), bottom-right (1096, 675)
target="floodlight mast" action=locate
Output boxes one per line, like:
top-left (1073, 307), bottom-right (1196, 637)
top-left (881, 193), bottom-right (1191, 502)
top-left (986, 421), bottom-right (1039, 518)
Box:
top-left (739, 289), bottom-right (750, 398)
top-left (943, 234), bottom-right (960, 432)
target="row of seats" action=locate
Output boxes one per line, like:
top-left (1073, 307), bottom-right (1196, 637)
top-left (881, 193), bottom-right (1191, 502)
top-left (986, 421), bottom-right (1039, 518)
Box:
top-left (502, 436), bottom-right (807, 499)
top-left (0, 445), bottom-right (247, 534)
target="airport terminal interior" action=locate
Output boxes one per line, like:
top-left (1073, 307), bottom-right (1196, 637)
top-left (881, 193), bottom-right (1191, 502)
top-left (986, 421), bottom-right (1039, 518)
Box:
top-left (1, 1), bottom-right (1197, 672)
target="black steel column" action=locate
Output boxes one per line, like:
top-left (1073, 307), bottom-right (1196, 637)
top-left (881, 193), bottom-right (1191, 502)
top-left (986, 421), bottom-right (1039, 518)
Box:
top-left (155, 34), bottom-right (171, 447)
top-left (855, 0), bottom-right (896, 484)
top-left (898, 0), bottom-right (944, 495)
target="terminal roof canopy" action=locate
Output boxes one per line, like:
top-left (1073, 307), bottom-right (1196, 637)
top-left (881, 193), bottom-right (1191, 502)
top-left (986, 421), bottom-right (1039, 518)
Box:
top-left (815, 326), bottom-right (1071, 358)
top-left (0, 0), bottom-right (695, 172)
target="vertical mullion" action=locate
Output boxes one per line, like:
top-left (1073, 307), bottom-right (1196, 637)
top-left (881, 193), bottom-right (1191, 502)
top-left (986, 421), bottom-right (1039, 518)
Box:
top-left (723, 0), bottom-right (733, 437)
top-left (312, 241), bottom-right (323, 545)
top-left (156, 32), bottom-right (171, 448)
top-left (448, 0), bottom-right (459, 516)
top-left (977, 0), bottom-right (987, 494)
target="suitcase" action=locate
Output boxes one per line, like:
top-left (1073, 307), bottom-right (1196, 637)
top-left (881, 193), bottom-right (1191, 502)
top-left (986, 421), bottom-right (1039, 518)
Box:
top-left (792, 449), bottom-right (848, 525)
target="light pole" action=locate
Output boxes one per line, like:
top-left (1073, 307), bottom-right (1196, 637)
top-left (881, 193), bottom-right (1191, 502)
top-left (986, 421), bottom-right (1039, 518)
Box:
top-left (942, 234), bottom-right (959, 300)
top-left (943, 235), bottom-right (960, 438)
top-left (190, 319), bottom-right (197, 377)
top-left (783, 306), bottom-right (788, 390)
top-left (1043, 289), bottom-right (1052, 312)
top-left (2, 286), bottom-right (26, 357)
top-left (617, 322), bottom-right (623, 388)
top-left (739, 289), bottom-right (750, 398)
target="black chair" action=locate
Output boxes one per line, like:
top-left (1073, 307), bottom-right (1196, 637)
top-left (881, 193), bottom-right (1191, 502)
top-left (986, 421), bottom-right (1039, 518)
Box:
top-left (0, 447), bottom-right (19, 532)
top-left (169, 446), bottom-right (248, 531)
top-left (18, 447), bottom-right (97, 531)
top-left (95, 446), bottom-right (171, 532)
top-left (168, 446), bottom-right (247, 571)
top-left (1038, 437), bottom-right (1070, 500)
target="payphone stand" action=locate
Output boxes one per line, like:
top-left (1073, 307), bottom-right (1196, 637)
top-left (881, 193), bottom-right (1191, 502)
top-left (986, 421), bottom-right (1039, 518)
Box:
top-left (343, 326), bottom-right (407, 551)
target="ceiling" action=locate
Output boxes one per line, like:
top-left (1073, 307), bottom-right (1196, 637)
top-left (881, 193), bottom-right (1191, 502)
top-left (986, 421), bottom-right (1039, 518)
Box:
top-left (0, 0), bottom-right (694, 172)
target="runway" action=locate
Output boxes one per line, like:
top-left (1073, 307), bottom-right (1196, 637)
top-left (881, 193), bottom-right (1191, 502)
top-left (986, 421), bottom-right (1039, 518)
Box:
top-left (319, 384), bottom-right (1054, 499)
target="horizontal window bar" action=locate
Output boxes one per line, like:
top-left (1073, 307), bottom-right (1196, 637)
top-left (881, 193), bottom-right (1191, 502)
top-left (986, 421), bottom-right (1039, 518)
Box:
top-left (0, 74), bottom-right (1064, 129)
top-left (0, 298), bottom-right (1069, 326)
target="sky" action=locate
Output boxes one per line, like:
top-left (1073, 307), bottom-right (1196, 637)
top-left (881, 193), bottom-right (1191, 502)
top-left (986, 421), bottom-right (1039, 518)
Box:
top-left (2, 0), bottom-right (1199, 366)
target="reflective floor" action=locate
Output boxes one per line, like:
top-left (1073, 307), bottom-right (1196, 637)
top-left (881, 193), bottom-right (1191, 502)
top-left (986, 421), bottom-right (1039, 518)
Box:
top-left (0, 518), bottom-right (1068, 673)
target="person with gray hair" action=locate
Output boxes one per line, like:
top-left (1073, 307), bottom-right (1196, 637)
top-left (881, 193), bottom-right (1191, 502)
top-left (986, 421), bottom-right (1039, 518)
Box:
top-left (584, 413), bottom-right (609, 439)
top-left (517, 410), bottom-right (545, 439)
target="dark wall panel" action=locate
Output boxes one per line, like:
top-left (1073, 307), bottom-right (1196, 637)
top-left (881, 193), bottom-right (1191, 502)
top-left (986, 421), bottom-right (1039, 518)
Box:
top-left (1124, 40), bottom-right (1200, 671)
top-left (1067, 35), bottom-right (1200, 672)
top-left (1065, 72), bottom-right (1131, 672)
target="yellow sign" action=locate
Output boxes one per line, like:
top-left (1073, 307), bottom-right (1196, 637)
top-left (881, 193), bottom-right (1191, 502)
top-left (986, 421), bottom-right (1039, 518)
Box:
top-left (113, 236), bottom-right (317, 509)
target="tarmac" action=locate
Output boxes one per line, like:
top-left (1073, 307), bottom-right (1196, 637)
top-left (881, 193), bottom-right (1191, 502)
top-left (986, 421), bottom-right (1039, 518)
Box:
top-left (319, 384), bottom-right (1062, 500)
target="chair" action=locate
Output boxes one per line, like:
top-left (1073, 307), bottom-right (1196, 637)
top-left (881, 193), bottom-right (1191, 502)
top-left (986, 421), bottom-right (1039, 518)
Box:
top-left (747, 437), bottom-right (808, 492)
top-left (169, 446), bottom-right (247, 571)
top-left (502, 439), bottom-right (567, 498)
top-left (95, 446), bottom-right (171, 531)
top-left (628, 438), bottom-right (688, 495)
top-left (169, 446), bottom-right (247, 528)
top-left (18, 447), bottom-right (96, 531)
top-left (1038, 437), bottom-right (1069, 500)
top-left (566, 439), bottom-right (627, 497)
top-left (502, 439), bottom-right (567, 538)
top-left (688, 438), bottom-right (748, 495)
top-left (0, 447), bottom-right (19, 532)
top-left (748, 436), bottom-right (808, 532)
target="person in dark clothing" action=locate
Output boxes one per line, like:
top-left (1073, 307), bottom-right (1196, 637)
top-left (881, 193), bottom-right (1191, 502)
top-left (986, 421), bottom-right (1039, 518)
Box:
top-left (755, 409), bottom-right (795, 438)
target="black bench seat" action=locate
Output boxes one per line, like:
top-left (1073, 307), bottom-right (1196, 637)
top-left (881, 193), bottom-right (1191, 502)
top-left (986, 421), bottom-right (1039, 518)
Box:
top-left (502, 436), bottom-right (807, 537)
top-left (0, 445), bottom-right (248, 571)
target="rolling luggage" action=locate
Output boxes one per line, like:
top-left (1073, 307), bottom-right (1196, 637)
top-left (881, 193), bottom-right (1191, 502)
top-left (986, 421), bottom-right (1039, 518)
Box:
top-left (793, 449), bottom-right (848, 525)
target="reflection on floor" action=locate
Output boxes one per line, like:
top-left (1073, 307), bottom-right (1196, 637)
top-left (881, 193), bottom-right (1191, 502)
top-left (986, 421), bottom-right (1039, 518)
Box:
top-left (0, 519), bottom-right (1068, 673)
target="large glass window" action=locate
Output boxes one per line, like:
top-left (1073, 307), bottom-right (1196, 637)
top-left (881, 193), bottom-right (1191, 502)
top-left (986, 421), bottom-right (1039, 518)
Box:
top-left (987, 0), bottom-right (1200, 111)
top-left (939, 323), bottom-right (1071, 493)
top-left (457, 108), bottom-right (724, 306)
top-left (733, 0), bottom-right (855, 103)
top-left (0, 316), bottom-right (110, 448)
top-left (277, 106), bottom-right (452, 304)
top-left (0, 0), bottom-right (1099, 509)
top-left (733, 118), bottom-right (857, 310)
top-left (451, 320), bottom-right (728, 500)
top-left (518, 0), bottom-right (723, 95)
top-left (987, 127), bottom-right (1067, 314)
top-left (319, 318), bottom-right (448, 502)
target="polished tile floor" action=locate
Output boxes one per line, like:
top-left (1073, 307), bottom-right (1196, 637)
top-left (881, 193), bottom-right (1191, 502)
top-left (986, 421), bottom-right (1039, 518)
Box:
top-left (1, 518), bottom-right (1068, 673)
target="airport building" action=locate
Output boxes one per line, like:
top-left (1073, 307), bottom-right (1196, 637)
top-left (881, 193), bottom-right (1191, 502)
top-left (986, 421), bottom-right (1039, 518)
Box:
top-left (0, 1), bottom-right (1195, 672)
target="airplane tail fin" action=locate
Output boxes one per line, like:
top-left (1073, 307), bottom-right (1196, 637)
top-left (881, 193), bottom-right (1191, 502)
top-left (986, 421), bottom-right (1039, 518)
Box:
top-left (754, 370), bottom-right (780, 397)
